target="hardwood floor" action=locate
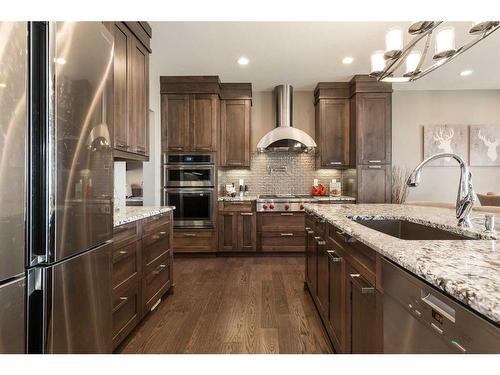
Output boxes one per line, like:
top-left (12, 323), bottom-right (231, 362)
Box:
top-left (118, 256), bottom-right (333, 354)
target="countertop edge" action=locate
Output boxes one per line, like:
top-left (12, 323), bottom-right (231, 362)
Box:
top-left (114, 206), bottom-right (175, 227)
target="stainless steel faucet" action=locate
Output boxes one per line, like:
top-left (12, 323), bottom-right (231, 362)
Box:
top-left (407, 153), bottom-right (476, 228)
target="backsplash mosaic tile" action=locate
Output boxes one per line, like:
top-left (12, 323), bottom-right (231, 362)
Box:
top-left (218, 151), bottom-right (354, 196)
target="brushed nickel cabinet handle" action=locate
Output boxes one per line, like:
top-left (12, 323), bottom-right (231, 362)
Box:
top-left (350, 273), bottom-right (360, 279)
top-left (119, 250), bottom-right (128, 255)
top-left (368, 160), bottom-right (382, 163)
top-left (305, 227), bottom-right (311, 231)
top-left (280, 213), bottom-right (294, 216)
top-left (113, 296), bottom-right (129, 312)
top-left (159, 231), bottom-right (167, 235)
top-left (329, 161), bottom-right (342, 165)
top-left (183, 233), bottom-right (196, 237)
top-left (153, 264), bottom-right (167, 275)
top-left (327, 250), bottom-right (343, 262)
top-left (240, 212), bottom-right (254, 216)
top-left (316, 240), bottom-right (326, 246)
top-left (361, 287), bottom-right (375, 294)
top-left (368, 165), bottom-right (382, 169)
top-left (281, 233), bottom-right (294, 237)
top-left (306, 230), bottom-right (314, 235)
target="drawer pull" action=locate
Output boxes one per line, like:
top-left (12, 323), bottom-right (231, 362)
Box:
top-left (280, 213), bottom-right (294, 216)
top-left (316, 240), bottom-right (326, 246)
top-left (368, 165), bottom-right (382, 169)
top-left (119, 250), bottom-right (128, 255)
top-left (240, 213), bottom-right (254, 216)
top-left (305, 227), bottom-right (311, 231)
top-left (153, 264), bottom-right (167, 275)
top-left (159, 231), bottom-right (167, 235)
top-left (113, 296), bottom-right (129, 312)
top-left (350, 273), bottom-right (360, 279)
top-left (327, 250), bottom-right (343, 262)
top-left (281, 233), bottom-right (294, 237)
top-left (306, 230), bottom-right (314, 235)
top-left (336, 231), bottom-right (356, 243)
top-left (368, 160), bottom-right (382, 163)
top-left (183, 233), bottom-right (197, 237)
top-left (361, 287), bottom-right (375, 294)
top-left (329, 161), bottom-right (342, 165)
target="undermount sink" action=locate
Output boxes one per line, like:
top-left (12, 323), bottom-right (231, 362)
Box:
top-left (351, 218), bottom-right (478, 240)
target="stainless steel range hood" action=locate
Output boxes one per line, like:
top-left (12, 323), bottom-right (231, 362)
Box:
top-left (257, 85), bottom-right (317, 152)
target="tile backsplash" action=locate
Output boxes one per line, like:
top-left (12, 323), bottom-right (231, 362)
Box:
top-left (218, 152), bottom-right (355, 196)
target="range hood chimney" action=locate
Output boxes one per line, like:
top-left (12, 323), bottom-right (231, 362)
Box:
top-left (257, 84), bottom-right (317, 152)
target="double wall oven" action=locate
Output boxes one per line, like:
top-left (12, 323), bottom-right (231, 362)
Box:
top-left (162, 154), bottom-right (215, 228)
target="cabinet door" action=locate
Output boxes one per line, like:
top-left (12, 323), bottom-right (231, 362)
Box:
top-left (305, 227), bottom-right (317, 293)
top-left (347, 266), bottom-right (378, 354)
top-left (328, 250), bottom-right (345, 353)
top-left (356, 93), bottom-right (391, 165)
top-left (129, 37), bottom-right (149, 156)
top-left (357, 164), bottom-right (392, 203)
top-left (218, 212), bottom-right (238, 251)
top-left (191, 94), bottom-right (218, 152)
top-left (162, 94), bottom-right (190, 152)
top-left (238, 212), bottom-right (256, 251)
top-left (220, 99), bottom-right (251, 167)
top-left (316, 238), bottom-right (329, 319)
top-left (113, 22), bottom-right (130, 151)
top-left (317, 99), bottom-right (350, 168)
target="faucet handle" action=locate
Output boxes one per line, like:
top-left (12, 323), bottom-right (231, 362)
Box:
top-left (484, 214), bottom-right (495, 233)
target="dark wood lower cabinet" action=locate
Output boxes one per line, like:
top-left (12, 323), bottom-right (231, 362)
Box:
top-left (112, 211), bottom-right (173, 350)
top-left (305, 213), bottom-right (382, 354)
top-left (218, 202), bottom-right (257, 252)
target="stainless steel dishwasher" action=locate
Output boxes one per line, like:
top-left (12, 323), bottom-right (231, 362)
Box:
top-left (382, 259), bottom-right (500, 353)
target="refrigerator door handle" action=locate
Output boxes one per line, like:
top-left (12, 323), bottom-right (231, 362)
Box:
top-left (28, 21), bottom-right (56, 266)
top-left (27, 267), bottom-right (50, 353)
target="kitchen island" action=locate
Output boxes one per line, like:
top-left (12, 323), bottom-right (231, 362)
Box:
top-left (303, 203), bottom-right (499, 354)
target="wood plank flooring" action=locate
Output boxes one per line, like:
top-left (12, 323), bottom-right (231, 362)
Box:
top-left (118, 256), bottom-right (332, 354)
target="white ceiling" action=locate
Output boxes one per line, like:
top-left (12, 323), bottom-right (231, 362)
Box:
top-left (150, 22), bottom-right (500, 91)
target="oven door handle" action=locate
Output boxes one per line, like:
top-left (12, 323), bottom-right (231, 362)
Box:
top-left (163, 188), bottom-right (215, 194)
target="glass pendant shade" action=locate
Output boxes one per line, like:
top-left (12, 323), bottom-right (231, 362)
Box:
top-left (434, 27), bottom-right (456, 59)
top-left (404, 51), bottom-right (422, 76)
top-left (370, 51), bottom-right (386, 75)
top-left (384, 27), bottom-right (403, 58)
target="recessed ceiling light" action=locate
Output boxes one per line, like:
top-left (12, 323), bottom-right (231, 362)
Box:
top-left (0, 83), bottom-right (6, 88)
top-left (54, 57), bottom-right (66, 65)
top-left (342, 56), bottom-right (354, 64)
top-left (237, 56), bottom-right (249, 66)
top-left (460, 69), bottom-right (473, 76)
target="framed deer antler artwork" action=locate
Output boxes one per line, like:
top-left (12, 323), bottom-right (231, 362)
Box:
top-left (470, 125), bottom-right (500, 166)
top-left (423, 124), bottom-right (468, 166)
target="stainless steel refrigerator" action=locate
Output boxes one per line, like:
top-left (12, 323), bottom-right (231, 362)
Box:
top-left (0, 21), bottom-right (114, 353)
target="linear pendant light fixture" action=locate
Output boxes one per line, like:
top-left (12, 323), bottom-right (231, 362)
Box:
top-left (370, 21), bottom-right (500, 82)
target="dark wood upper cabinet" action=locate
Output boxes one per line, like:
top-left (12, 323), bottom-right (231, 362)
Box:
top-left (314, 83), bottom-right (351, 168)
top-left (191, 94), bottom-right (218, 152)
top-left (220, 83), bottom-right (252, 167)
top-left (160, 76), bottom-right (221, 153)
top-left (112, 22), bottom-right (130, 152)
top-left (161, 94), bottom-right (190, 152)
top-left (130, 38), bottom-right (149, 156)
top-left (354, 93), bottom-right (391, 165)
top-left (220, 99), bottom-right (251, 167)
top-left (112, 22), bottom-right (151, 161)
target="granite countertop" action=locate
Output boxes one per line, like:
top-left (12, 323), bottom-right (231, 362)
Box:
top-left (217, 195), bottom-right (356, 202)
top-left (303, 203), bottom-right (500, 324)
top-left (114, 206), bottom-right (175, 227)
top-left (217, 196), bottom-right (259, 202)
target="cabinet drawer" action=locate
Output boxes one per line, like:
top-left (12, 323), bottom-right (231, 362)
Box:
top-left (261, 231), bottom-right (306, 252)
top-left (173, 229), bottom-right (216, 253)
top-left (113, 221), bottom-right (140, 248)
top-left (259, 212), bottom-right (305, 232)
top-left (219, 201), bottom-right (254, 212)
top-left (112, 281), bottom-right (140, 349)
top-left (112, 241), bottom-right (141, 289)
top-left (142, 212), bottom-right (171, 235)
top-left (143, 253), bottom-right (171, 312)
top-left (142, 227), bottom-right (170, 269)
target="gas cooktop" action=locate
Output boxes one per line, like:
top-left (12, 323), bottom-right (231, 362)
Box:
top-left (257, 194), bottom-right (319, 212)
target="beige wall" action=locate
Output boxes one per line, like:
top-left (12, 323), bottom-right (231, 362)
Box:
top-left (251, 91), bottom-right (315, 149)
top-left (392, 90), bottom-right (500, 203)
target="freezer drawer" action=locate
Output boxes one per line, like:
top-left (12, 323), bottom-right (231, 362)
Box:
top-left (0, 276), bottom-right (26, 353)
top-left (28, 242), bottom-right (112, 353)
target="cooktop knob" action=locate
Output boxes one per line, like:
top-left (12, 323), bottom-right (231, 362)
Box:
top-left (269, 204), bottom-right (275, 209)
top-left (284, 204), bottom-right (290, 210)
top-left (300, 204), bottom-right (305, 210)
top-left (262, 204), bottom-right (268, 210)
